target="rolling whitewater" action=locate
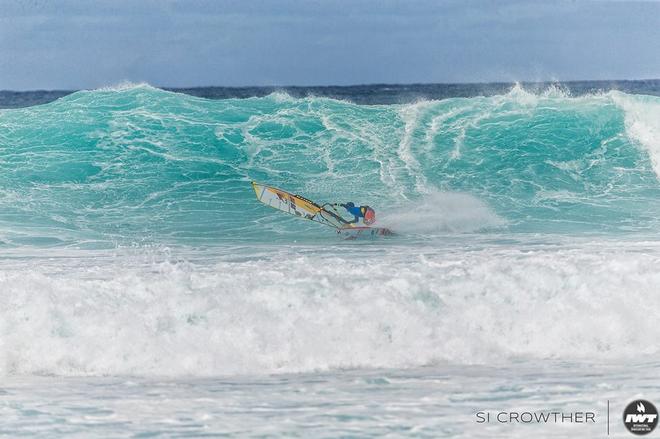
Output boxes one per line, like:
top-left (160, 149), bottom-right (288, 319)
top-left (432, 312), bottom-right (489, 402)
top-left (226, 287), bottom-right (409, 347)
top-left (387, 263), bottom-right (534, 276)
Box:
top-left (2, 81), bottom-right (660, 437)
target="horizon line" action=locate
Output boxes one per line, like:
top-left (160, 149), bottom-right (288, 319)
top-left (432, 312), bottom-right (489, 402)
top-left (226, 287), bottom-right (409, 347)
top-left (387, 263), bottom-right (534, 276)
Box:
top-left (2, 78), bottom-right (660, 94)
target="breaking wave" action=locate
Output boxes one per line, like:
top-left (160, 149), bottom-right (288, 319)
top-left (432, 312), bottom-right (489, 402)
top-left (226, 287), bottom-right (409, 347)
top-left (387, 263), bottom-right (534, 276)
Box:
top-left (1, 84), bottom-right (660, 246)
top-left (2, 241), bottom-right (660, 376)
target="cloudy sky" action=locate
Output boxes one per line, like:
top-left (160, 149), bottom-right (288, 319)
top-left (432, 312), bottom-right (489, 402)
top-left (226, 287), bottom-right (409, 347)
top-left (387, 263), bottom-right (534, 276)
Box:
top-left (1, 0), bottom-right (659, 90)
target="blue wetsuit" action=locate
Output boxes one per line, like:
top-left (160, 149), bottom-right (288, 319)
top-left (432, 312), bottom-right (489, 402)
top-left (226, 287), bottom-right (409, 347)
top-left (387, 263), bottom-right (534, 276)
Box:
top-left (341, 203), bottom-right (363, 224)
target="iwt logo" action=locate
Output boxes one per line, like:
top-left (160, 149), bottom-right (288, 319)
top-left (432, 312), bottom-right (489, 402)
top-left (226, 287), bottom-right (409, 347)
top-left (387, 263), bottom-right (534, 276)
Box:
top-left (623, 400), bottom-right (658, 435)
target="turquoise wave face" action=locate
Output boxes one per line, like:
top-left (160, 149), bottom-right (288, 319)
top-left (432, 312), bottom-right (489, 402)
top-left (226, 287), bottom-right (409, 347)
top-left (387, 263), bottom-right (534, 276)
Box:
top-left (1, 84), bottom-right (659, 247)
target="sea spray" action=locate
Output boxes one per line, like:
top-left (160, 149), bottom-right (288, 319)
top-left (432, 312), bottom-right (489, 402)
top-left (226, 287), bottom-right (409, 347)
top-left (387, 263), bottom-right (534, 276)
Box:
top-left (379, 190), bottom-right (506, 234)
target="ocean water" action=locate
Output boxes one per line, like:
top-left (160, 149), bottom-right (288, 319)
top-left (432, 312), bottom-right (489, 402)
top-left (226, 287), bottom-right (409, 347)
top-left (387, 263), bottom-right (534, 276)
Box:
top-left (1, 81), bottom-right (660, 437)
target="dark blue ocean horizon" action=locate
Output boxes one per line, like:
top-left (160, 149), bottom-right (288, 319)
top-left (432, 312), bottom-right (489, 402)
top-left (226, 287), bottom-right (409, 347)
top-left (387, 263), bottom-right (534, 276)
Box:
top-left (1, 79), bottom-right (659, 109)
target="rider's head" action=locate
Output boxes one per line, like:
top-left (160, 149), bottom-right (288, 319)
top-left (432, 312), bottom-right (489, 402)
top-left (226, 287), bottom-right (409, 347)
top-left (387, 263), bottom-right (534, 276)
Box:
top-left (345, 202), bottom-right (355, 208)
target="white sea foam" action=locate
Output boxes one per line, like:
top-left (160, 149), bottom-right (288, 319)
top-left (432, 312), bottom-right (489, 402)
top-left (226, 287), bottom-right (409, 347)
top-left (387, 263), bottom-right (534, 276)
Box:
top-left (613, 91), bottom-right (660, 179)
top-left (2, 240), bottom-right (659, 377)
top-left (397, 101), bottom-right (434, 192)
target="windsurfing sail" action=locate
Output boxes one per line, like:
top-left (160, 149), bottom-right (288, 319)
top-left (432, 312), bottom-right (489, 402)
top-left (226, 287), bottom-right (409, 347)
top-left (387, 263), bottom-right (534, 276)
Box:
top-left (251, 182), bottom-right (349, 229)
